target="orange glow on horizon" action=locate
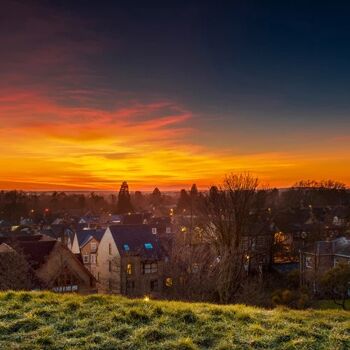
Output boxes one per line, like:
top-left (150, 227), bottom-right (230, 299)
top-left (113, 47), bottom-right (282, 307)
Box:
top-left (1, 90), bottom-right (350, 191)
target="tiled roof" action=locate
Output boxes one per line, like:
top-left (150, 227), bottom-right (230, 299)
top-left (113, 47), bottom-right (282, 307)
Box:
top-left (76, 229), bottom-right (105, 248)
top-left (109, 224), bottom-right (163, 259)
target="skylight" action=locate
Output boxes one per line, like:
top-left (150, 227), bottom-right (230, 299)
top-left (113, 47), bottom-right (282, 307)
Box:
top-left (144, 243), bottom-right (153, 249)
top-left (123, 244), bottom-right (130, 251)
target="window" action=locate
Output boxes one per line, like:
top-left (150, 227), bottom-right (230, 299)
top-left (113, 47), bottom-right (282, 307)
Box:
top-left (143, 262), bottom-right (158, 274)
top-left (166, 227), bottom-right (171, 234)
top-left (109, 243), bottom-right (112, 255)
top-left (251, 238), bottom-right (256, 250)
top-left (191, 263), bottom-right (199, 274)
top-left (334, 258), bottom-right (341, 267)
top-left (127, 263), bottom-right (132, 275)
top-left (150, 279), bottom-right (158, 291)
top-left (83, 255), bottom-right (89, 264)
top-left (90, 254), bottom-right (96, 264)
top-left (144, 243), bottom-right (153, 249)
top-left (305, 256), bottom-right (312, 269)
top-left (123, 244), bottom-right (130, 251)
top-left (165, 277), bottom-right (173, 287)
top-left (109, 260), bottom-right (112, 272)
top-left (152, 227), bottom-right (157, 235)
top-left (91, 242), bottom-right (97, 252)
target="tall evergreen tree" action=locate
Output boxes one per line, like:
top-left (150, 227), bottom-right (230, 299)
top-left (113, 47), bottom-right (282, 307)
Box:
top-left (116, 181), bottom-right (134, 214)
top-left (177, 189), bottom-right (190, 213)
top-left (150, 187), bottom-right (162, 208)
top-left (190, 184), bottom-right (198, 197)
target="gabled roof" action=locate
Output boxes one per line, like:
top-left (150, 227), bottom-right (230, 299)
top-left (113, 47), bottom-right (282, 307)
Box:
top-left (122, 213), bottom-right (145, 225)
top-left (149, 216), bottom-right (172, 226)
top-left (75, 229), bottom-right (104, 248)
top-left (109, 225), bottom-right (163, 259)
top-left (304, 237), bottom-right (350, 257)
top-left (0, 243), bottom-right (15, 253)
top-left (5, 240), bottom-right (58, 270)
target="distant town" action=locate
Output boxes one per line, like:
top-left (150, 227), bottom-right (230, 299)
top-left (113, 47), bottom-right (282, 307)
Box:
top-left (1, 175), bottom-right (350, 309)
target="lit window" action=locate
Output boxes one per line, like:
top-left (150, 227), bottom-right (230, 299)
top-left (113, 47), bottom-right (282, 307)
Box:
top-left (165, 277), bottom-right (173, 287)
top-left (91, 242), bottom-right (97, 252)
top-left (152, 227), bottom-right (157, 235)
top-left (143, 262), bottom-right (158, 274)
top-left (127, 263), bottom-right (132, 275)
top-left (123, 244), bottom-right (130, 251)
top-left (166, 227), bottom-right (171, 234)
top-left (305, 256), bottom-right (312, 269)
top-left (90, 254), bottom-right (96, 264)
top-left (83, 255), bottom-right (89, 264)
top-left (144, 243), bottom-right (153, 249)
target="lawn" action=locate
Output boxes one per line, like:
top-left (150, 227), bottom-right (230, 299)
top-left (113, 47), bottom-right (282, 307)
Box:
top-left (0, 292), bottom-right (349, 349)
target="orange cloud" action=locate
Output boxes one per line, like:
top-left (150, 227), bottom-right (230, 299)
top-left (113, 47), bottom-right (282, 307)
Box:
top-left (1, 88), bottom-right (350, 190)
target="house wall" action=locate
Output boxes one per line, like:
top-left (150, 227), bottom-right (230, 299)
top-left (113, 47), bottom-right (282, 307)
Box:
top-left (120, 255), bottom-right (165, 297)
top-left (300, 252), bottom-right (350, 291)
top-left (71, 234), bottom-right (80, 254)
top-left (36, 244), bottom-right (96, 294)
top-left (96, 228), bottom-right (121, 294)
top-left (80, 237), bottom-right (99, 279)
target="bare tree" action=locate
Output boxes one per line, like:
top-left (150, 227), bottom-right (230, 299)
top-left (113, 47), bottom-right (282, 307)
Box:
top-left (0, 244), bottom-right (35, 290)
top-left (200, 173), bottom-right (259, 303)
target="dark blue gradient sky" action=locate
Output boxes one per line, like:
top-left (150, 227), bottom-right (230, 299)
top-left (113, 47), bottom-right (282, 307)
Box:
top-left (1, 0), bottom-right (350, 189)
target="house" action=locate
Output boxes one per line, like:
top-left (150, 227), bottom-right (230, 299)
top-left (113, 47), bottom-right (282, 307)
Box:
top-left (149, 216), bottom-right (174, 256)
top-left (121, 212), bottom-right (151, 225)
top-left (0, 235), bottom-right (96, 293)
top-left (70, 228), bottom-right (104, 279)
top-left (97, 225), bottom-right (165, 297)
top-left (300, 237), bottom-right (350, 292)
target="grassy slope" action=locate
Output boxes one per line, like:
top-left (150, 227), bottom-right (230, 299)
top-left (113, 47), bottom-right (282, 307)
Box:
top-left (0, 292), bottom-right (349, 350)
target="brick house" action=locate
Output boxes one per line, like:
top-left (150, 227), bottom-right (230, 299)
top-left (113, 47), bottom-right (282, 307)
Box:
top-left (70, 229), bottom-right (104, 279)
top-left (97, 225), bottom-right (165, 297)
top-left (0, 235), bottom-right (96, 293)
top-left (300, 237), bottom-right (350, 292)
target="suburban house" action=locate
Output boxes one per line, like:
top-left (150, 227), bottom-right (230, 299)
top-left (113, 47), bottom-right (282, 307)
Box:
top-left (70, 228), bottom-right (104, 279)
top-left (149, 216), bottom-right (174, 256)
top-left (97, 225), bottom-right (165, 297)
top-left (0, 235), bottom-right (96, 293)
top-left (300, 237), bottom-right (350, 292)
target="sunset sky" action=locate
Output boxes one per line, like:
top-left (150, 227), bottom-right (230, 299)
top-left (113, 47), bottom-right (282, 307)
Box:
top-left (1, 1), bottom-right (350, 190)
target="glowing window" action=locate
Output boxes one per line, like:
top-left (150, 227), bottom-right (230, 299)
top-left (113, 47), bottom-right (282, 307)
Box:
top-left (144, 243), bottom-right (153, 249)
top-left (123, 244), bottom-right (130, 251)
top-left (165, 277), bottom-right (173, 287)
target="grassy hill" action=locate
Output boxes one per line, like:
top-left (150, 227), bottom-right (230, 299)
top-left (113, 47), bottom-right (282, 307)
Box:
top-left (0, 292), bottom-right (349, 350)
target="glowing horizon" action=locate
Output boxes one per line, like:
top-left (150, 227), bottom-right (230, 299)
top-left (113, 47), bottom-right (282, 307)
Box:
top-left (1, 89), bottom-right (349, 191)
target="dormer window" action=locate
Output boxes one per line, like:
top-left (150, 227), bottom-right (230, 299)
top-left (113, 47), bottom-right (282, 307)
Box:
top-left (144, 243), bottom-right (153, 249)
top-left (123, 244), bottom-right (130, 251)
top-left (152, 227), bottom-right (157, 235)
